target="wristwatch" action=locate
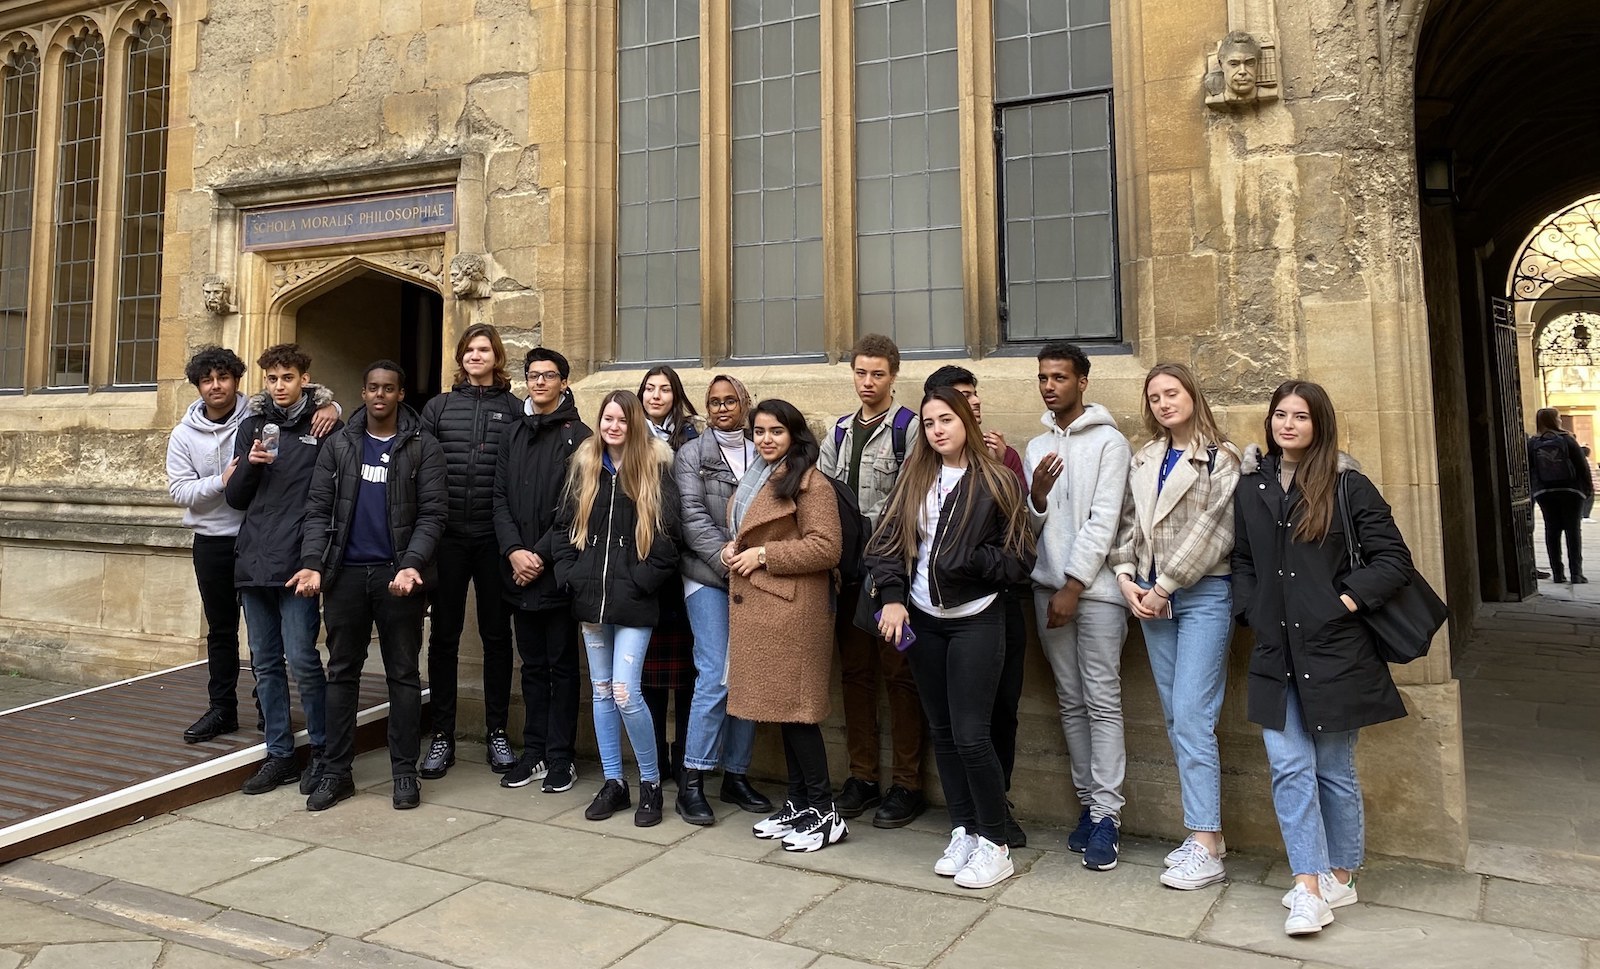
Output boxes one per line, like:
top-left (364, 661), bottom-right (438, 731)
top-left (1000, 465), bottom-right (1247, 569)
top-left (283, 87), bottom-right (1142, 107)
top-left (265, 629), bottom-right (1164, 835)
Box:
top-left (757, 547), bottom-right (767, 567)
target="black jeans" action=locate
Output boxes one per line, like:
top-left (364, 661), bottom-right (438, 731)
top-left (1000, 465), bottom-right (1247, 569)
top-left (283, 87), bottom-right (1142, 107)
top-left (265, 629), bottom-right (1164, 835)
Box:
top-left (644, 685), bottom-right (694, 774)
top-left (906, 601), bottom-right (1008, 845)
top-left (781, 722), bottom-right (833, 810)
top-left (426, 532), bottom-right (515, 737)
top-left (323, 564), bottom-right (426, 781)
top-left (191, 534), bottom-right (240, 715)
top-left (992, 588), bottom-right (1028, 790)
top-left (1537, 492), bottom-right (1585, 579)
top-left (512, 603), bottom-right (581, 768)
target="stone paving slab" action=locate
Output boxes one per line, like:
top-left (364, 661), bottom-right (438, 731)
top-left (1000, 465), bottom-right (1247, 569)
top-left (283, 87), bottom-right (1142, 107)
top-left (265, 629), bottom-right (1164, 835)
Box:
top-left (768, 823), bottom-right (1040, 899)
top-left (197, 847), bottom-right (472, 938)
top-left (778, 882), bottom-right (985, 968)
top-left (1482, 878), bottom-right (1600, 940)
top-left (0, 949), bottom-right (20, 969)
top-left (264, 936), bottom-right (459, 968)
top-left (585, 848), bottom-right (842, 936)
top-left (997, 847), bottom-right (1225, 937)
top-left (26, 940), bottom-right (163, 969)
top-left (82, 878), bottom-right (224, 926)
top-left (608, 923), bottom-right (818, 969)
top-left (675, 813), bottom-right (785, 861)
top-left (1200, 882), bottom-right (1590, 969)
top-left (245, 792), bottom-right (499, 860)
top-left (938, 906), bottom-right (1299, 969)
top-left (0, 895), bottom-right (150, 945)
top-left (34, 814), bottom-right (179, 862)
top-left (368, 882), bottom-right (667, 969)
top-left (0, 856), bottom-right (114, 895)
top-left (50, 817), bottom-right (307, 896)
top-left (405, 817), bottom-right (660, 896)
top-left (163, 946), bottom-right (259, 969)
top-left (1261, 858), bottom-right (1486, 921)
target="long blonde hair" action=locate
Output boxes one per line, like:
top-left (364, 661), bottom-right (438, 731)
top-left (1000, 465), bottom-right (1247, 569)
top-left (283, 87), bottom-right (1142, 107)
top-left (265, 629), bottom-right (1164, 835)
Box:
top-left (869, 387), bottom-right (1034, 571)
top-left (565, 390), bottom-right (669, 558)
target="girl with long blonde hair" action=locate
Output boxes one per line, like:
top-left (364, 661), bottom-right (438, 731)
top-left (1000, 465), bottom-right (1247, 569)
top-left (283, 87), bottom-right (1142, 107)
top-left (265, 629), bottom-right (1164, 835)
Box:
top-left (552, 390), bottom-right (681, 828)
top-left (865, 387), bottom-right (1036, 889)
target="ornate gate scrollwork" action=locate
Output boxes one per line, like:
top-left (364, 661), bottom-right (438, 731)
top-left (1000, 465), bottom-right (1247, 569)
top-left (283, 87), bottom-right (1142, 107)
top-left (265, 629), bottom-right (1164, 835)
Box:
top-left (1511, 196), bottom-right (1600, 301)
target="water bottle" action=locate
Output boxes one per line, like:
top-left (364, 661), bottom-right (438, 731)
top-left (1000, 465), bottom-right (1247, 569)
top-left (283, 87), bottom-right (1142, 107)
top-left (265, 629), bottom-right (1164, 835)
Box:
top-left (261, 423), bottom-right (280, 458)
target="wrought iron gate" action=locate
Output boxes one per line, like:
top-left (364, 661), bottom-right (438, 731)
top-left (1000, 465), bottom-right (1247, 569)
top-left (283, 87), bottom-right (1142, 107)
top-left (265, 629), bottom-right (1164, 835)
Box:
top-left (1492, 296), bottom-right (1539, 597)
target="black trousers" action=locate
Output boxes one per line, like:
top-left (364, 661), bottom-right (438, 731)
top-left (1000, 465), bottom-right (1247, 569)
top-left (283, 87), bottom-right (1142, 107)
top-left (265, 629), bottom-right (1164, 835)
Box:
top-left (992, 588), bottom-right (1028, 790)
top-left (512, 603), bottom-right (581, 768)
top-left (191, 534), bottom-right (241, 715)
top-left (906, 601), bottom-right (1008, 845)
top-left (323, 564), bottom-right (426, 781)
top-left (781, 722), bottom-right (833, 810)
top-left (1536, 492), bottom-right (1585, 579)
top-left (644, 685), bottom-right (693, 774)
top-left (426, 532), bottom-right (515, 737)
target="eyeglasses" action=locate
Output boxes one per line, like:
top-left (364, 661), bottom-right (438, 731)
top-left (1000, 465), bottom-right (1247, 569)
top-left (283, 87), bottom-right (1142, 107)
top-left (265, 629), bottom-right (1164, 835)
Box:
top-left (526, 370), bottom-right (563, 384)
top-left (707, 397), bottom-right (742, 411)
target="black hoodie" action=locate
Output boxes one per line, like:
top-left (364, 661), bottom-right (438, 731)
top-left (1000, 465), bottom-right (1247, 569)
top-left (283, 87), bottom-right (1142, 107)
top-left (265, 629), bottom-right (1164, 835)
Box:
top-left (492, 392), bottom-right (594, 611)
top-left (226, 385), bottom-right (341, 587)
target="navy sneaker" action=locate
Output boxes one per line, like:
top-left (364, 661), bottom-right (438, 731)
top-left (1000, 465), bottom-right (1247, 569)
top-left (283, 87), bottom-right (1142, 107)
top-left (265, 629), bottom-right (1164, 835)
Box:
top-left (1083, 816), bottom-right (1120, 871)
top-left (1067, 807), bottom-right (1094, 853)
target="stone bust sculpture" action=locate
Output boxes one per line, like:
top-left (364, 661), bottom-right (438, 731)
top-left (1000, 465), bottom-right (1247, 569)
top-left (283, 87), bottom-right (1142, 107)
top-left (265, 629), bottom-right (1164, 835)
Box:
top-left (201, 274), bottom-right (230, 315)
top-left (1205, 31), bottom-right (1276, 108)
top-left (449, 252), bottom-right (490, 299)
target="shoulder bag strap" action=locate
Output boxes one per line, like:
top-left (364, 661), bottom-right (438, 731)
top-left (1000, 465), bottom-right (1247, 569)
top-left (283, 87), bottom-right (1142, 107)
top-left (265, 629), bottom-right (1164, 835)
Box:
top-left (1338, 471), bottom-right (1363, 570)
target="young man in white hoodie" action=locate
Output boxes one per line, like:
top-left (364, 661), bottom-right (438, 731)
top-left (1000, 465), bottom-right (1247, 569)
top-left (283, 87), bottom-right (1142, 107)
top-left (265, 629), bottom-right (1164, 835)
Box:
top-left (166, 346), bottom-right (338, 745)
top-left (1024, 341), bottom-right (1131, 872)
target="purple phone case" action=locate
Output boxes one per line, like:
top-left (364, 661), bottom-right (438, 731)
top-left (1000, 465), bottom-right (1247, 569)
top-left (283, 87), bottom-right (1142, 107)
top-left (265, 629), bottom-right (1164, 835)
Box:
top-left (875, 608), bottom-right (916, 651)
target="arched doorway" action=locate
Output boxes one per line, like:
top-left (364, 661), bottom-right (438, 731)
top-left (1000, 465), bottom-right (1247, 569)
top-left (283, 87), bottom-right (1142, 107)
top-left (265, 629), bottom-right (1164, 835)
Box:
top-left (293, 270), bottom-right (445, 413)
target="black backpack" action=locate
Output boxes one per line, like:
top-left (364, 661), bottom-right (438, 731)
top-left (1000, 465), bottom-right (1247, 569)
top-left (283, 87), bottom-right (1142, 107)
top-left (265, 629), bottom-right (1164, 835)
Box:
top-left (823, 475), bottom-right (872, 586)
top-left (1530, 435), bottom-right (1580, 488)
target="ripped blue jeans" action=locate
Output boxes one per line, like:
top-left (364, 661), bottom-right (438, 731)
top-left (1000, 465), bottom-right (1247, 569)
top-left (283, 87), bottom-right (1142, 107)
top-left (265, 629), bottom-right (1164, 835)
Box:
top-left (582, 623), bottom-right (659, 783)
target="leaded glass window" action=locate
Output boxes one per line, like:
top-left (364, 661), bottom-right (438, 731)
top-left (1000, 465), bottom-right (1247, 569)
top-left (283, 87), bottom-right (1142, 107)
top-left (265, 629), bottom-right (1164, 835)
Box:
top-left (48, 31), bottom-right (105, 387)
top-left (0, 45), bottom-right (39, 389)
top-left (114, 15), bottom-right (171, 386)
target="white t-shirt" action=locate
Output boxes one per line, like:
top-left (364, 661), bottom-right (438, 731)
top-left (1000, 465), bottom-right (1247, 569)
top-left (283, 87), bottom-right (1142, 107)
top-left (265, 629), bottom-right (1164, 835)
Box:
top-left (909, 465), bottom-right (996, 619)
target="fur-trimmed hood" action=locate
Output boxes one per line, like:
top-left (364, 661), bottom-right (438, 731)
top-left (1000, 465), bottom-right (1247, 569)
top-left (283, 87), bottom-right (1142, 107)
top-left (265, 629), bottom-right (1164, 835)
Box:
top-left (245, 382), bottom-right (336, 420)
top-left (1240, 443), bottom-right (1361, 476)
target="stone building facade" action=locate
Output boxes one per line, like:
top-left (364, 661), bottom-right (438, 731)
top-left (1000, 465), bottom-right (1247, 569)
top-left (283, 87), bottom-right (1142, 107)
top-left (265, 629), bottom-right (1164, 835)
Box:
top-left (0, 0), bottom-right (1487, 865)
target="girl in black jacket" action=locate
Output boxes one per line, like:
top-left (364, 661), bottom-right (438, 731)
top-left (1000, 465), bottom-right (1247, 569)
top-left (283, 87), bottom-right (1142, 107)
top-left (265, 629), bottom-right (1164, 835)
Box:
top-left (866, 387), bottom-right (1036, 891)
top-left (553, 390), bottom-right (680, 828)
top-left (1232, 380), bottom-right (1412, 938)
top-left (417, 324), bottom-right (521, 780)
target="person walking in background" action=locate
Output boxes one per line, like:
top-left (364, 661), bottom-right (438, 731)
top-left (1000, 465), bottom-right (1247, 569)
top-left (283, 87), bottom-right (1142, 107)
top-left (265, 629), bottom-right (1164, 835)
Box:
top-left (1528, 407), bottom-right (1593, 583)
top-left (818, 334), bottom-right (927, 829)
top-left (729, 400), bottom-right (845, 853)
top-left (1233, 380), bottom-right (1412, 937)
top-left (492, 349), bottom-right (592, 795)
top-left (1110, 362), bottom-right (1241, 891)
top-left (554, 390), bottom-right (680, 828)
top-left (1024, 341), bottom-right (1132, 872)
top-left (418, 324), bottom-right (520, 780)
top-left (866, 387), bottom-right (1037, 889)
top-left (637, 366), bottom-right (701, 787)
top-left (673, 374), bottom-right (773, 824)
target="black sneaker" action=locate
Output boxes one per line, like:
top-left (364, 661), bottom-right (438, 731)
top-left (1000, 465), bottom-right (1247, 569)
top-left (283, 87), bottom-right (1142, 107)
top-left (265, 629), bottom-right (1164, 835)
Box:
top-left (542, 762), bottom-right (576, 793)
top-left (393, 775), bottom-right (421, 810)
top-left (241, 756), bottom-right (300, 795)
top-left (306, 774), bottom-right (357, 812)
top-left (585, 779), bottom-right (631, 821)
top-left (486, 729), bottom-right (517, 773)
top-left (299, 746), bottom-right (327, 796)
top-left (835, 777), bottom-right (882, 819)
top-left (183, 707), bottom-right (239, 744)
top-left (635, 780), bottom-right (663, 827)
top-left (501, 752), bottom-right (548, 789)
top-left (418, 733), bottom-right (454, 779)
top-left (872, 785), bottom-right (926, 829)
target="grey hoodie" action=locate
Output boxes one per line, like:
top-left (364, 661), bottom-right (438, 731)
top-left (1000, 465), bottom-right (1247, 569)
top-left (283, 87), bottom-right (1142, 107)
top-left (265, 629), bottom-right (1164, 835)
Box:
top-left (1023, 403), bottom-right (1131, 605)
top-left (166, 394), bottom-right (249, 537)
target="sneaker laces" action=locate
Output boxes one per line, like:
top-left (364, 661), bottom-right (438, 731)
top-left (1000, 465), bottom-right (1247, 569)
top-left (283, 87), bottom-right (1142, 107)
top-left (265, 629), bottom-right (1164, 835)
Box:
top-left (1287, 885), bottom-right (1324, 923)
top-left (426, 734), bottom-right (451, 758)
top-left (941, 829), bottom-right (977, 865)
top-left (1167, 841), bottom-right (1215, 878)
top-left (488, 733), bottom-right (512, 756)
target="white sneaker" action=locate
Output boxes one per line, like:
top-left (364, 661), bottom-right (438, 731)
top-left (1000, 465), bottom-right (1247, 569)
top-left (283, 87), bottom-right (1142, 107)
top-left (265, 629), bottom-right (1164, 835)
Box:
top-left (934, 827), bottom-right (979, 877)
top-left (1159, 841), bottom-right (1227, 890)
top-left (752, 800), bottom-right (807, 840)
top-left (781, 808), bottom-right (848, 853)
top-left (1284, 883), bottom-right (1335, 936)
top-left (954, 837), bottom-right (1014, 889)
top-left (1164, 833), bottom-right (1228, 868)
top-left (1282, 872), bottom-right (1357, 909)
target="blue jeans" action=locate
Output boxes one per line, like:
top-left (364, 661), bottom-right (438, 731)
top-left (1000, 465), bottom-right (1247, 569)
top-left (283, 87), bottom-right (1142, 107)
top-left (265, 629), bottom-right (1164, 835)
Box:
top-left (1262, 687), bottom-right (1364, 875)
top-left (1140, 574), bottom-right (1232, 832)
top-left (682, 586), bottom-right (756, 774)
top-left (583, 623), bottom-right (659, 783)
top-left (241, 587), bottom-right (327, 759)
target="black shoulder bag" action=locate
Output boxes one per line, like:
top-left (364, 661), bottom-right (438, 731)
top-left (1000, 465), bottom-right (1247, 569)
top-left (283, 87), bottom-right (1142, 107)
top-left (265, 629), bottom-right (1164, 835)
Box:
top-left (1337, 473), bottom-right (1449, 664)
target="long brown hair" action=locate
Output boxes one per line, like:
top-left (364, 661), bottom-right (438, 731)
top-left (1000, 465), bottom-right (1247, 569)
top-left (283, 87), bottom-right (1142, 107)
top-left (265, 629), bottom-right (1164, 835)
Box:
top-left (869, 387), bottom-right (1034, 572)
top-left (451, 323), bottom-right (510, 388)
top-left (1534, 407), bottom-right (1567, 435)
top-left (1265, 380), bottom-right (1340, 543)
top-left (565, 390), bottom-right (670, 558)
top-left (637, 365), bottom-right (700, 450)
top-left (1140, 362), bottom-right (1231, 452)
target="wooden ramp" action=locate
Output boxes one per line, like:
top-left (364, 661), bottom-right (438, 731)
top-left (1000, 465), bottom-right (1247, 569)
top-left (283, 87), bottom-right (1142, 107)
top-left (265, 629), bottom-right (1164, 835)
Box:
top-left (0, 661), bottom-right (412, 864)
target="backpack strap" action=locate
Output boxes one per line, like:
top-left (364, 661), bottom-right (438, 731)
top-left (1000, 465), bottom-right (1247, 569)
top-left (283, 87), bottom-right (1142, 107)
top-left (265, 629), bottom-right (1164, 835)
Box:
top-left (833, 414), bottom-right (851, 449)
top-left (890, 406), bottom-right (916, 465)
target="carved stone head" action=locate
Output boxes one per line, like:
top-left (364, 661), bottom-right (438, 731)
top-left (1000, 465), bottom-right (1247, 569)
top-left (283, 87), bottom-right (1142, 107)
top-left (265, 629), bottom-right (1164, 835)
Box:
top-left (449, 252), bottom-right (489, 299)
top-left (201, 274), bottom-right (230, 314)
top-left (1217, 31), bottom-right (1262, 100)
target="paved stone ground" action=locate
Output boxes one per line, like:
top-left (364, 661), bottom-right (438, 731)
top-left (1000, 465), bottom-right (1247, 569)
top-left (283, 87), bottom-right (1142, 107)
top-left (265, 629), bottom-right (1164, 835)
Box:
top-left (1533, 512), bottom-right (1600, 603)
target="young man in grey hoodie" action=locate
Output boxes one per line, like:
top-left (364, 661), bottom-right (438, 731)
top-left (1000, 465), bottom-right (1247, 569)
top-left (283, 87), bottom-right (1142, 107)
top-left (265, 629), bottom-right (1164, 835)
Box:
top-left (1024, 341), bottom-right (1131, 872)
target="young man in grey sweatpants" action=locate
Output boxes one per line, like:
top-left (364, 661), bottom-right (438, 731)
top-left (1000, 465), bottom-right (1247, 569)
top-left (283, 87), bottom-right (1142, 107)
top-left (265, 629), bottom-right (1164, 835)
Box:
top-left (1024, 341), bottom-right (1131, 872)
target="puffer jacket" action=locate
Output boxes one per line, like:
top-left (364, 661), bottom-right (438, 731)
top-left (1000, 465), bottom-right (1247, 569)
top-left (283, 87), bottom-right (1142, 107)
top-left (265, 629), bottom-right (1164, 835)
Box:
top-left (226, 386), bottom-right (341, 586)
top-left (300, 405), bottom-right (448, 587)
top-left (492, 392), bottom-right (593, 610)
top-left (673, 430), bottom-right (749, 590)
top-left (420, 381), bottom-right (520, 537)
top-left (551, 448), bottom-right (681, 627)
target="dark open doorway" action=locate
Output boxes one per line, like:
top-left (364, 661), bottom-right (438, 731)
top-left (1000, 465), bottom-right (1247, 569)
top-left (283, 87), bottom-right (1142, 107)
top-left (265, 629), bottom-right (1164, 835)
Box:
top-left (294, 269), bottom-right (444, 415)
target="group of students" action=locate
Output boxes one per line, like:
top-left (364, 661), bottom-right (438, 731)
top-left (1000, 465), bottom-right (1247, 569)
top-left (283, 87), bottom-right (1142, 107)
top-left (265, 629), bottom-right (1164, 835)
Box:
top-left (167, 326), bottom-right (1424, 938)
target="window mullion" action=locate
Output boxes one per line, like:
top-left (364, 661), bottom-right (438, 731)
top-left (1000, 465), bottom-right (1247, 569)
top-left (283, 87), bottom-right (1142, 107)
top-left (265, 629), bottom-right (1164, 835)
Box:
top-left (957, 0), bottom-right (997, 354)
top-left (820, 0), bottom-right (855, 361)
top-left (701, 0), bottom-right (729, 367)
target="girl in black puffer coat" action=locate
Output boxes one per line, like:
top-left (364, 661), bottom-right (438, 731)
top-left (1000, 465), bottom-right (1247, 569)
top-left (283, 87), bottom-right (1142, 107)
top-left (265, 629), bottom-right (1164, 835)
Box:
top-left (553, 390), bottom-right (680, 829)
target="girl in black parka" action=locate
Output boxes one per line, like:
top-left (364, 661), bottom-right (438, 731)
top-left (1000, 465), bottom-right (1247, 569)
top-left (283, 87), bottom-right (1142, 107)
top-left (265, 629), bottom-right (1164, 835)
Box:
top-left (1232, 380), bottom-right (1412, 938)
